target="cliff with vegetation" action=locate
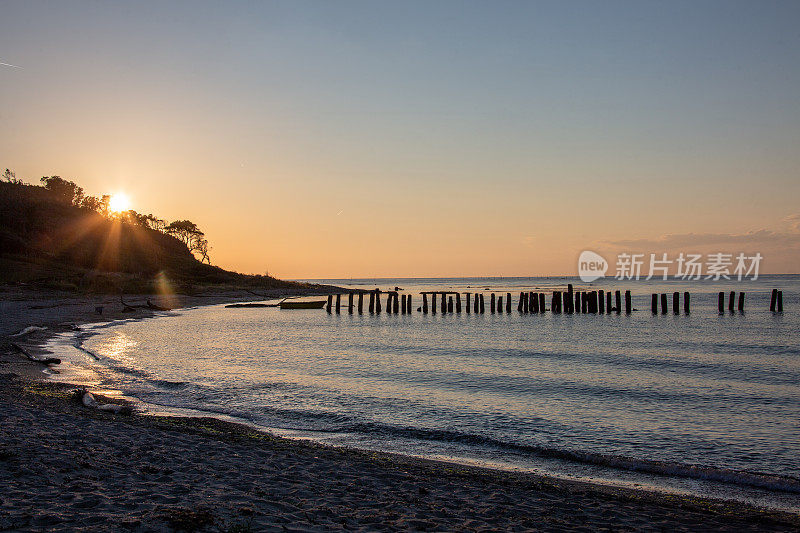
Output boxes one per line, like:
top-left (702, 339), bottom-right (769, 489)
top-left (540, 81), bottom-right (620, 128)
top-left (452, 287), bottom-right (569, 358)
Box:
top-left (0, 173), bottom-right (301, 293)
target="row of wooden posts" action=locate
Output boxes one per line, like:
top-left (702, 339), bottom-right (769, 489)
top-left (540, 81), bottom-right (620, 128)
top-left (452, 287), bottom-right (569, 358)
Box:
top-left (326, 286), bottom-right (786, 315)
top-left (326, 285), bottom-right (636, 315)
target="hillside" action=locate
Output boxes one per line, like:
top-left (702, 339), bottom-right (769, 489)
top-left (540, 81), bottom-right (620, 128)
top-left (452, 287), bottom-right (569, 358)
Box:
top-left (0, 180), bottom-right (303, 293)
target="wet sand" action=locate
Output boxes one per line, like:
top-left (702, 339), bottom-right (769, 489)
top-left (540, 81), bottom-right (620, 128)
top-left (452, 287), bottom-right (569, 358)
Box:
top-left (1, 290), bottom-right (799, 531)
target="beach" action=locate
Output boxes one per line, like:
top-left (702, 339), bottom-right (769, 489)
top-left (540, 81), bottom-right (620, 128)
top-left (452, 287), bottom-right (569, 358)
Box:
top-left (1, 290), bottom-right (799, 531)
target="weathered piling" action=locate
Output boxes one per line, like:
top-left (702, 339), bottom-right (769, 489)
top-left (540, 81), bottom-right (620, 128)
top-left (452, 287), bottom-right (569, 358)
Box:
top-left (615, 291), bottom-right (622, 314)
top-left (407, 295), bottom-right (412, 313)
top-left (375, 290), bottom-right (382, 313)
top-left (539, 293), bottom-right (545, 313)
top-left (552, 291), bottom-right (561, 313)
top-left (518, 293), bottom-right (525, 313)
top-left (531, 292), bottom-right (539, 313)
top-left (684, 292), bottom-right (690, 314)
top-left (718, 292), bottom-right (725, 313)
top-left (625, 290), bottom-right (631, 314)
top-left (358, 292), bottom-right (364, 314)
top-left (497, 295), bottom-right (503, 313)
top-left (335, 294), bottom-right (341, 314)
top-left (456, 293), bottom-right (462, 313)
top-left (401, 294), bottom-right (407, 314)
top-left (777, 291), bottom-right (783, 312)
top-left (448, 296), bottom-right (454, 313)
top-left (660, 293), bottom-right (667, 314)
top-left (491, 293), bottom-right (496, 314)
top-left (590, 291), bottom-right (598, 313)
top-left (506, 293), bottom-right (512, 313)
top-left (422, 293), bottom-right (428, 314)
top-left (348, 292), bottom-right (354, 314)
top-left (567, 284), bottom-right (574, 310)
top-left (728, 291), bottom-right (735, 312)
top-left (651, 294), bottom-right (658, 314)
top-left (441, 293), bottom-right (447, 314)
top-left (466, 293), bottom-right (471, 314)
top-left (576, 292), bottom-right (582, 314)
top-left (598, 290), bottom-right (605, 314)
top-left (479, 293), bottom-right (485, 313)
top-left (475, 293), bottom-right (480, 313)
top-left (606, 291), bottom-right (612, 314)
top-left (386, 293), bottom-right (392, 314)
top-left (673, 292), bottom-right (679, 314)
top-left (393, 293), bottom-right (400, 314)
top-left (432, 293), bottom-right (437, 314)
top-left (326, 295), bottom-right (333, 313)
top-left (369, 292), bottom-right (375, 313)
top-left (770, 289), bottom-right (778, 312)
top-left (737, 292), bottom-right (744, 312)
top-left (581, 292), bottom-right (588, 314)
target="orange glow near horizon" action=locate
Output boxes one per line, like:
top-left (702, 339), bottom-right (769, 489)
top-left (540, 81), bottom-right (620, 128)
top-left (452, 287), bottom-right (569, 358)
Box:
top-left (108, 193), bottom-right (131, 213)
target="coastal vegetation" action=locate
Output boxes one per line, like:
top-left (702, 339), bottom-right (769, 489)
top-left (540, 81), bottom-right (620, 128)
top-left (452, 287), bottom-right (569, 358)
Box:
top-left (0, 170), bottom-right (298, 293)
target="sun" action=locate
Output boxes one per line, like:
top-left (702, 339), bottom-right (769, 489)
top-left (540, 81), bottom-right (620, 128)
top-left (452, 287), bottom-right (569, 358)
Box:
top-left (108, 192), bottom-right (131, 213)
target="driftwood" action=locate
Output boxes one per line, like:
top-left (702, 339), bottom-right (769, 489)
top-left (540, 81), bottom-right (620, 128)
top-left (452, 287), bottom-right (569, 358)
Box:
top-left (77, 389), bottom-right (133, 415)
top-left (11, 342), bottom-right (60, 366)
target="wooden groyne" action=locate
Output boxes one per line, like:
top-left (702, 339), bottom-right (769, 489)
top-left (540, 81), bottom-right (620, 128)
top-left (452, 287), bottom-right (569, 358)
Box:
top-left (320, 287), bottom-right (786, 317)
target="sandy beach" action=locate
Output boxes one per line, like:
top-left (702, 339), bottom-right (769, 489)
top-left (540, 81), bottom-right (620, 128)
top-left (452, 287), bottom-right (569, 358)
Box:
top-left (2, 291), bottom-right (800, 532)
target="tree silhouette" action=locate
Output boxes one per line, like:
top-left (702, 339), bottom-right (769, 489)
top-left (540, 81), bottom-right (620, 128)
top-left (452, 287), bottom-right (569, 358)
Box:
top-left (40, 176), bottom-right (84, 206)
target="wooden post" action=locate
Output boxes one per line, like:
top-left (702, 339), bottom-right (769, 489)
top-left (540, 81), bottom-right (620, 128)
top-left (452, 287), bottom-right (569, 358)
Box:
top-left (728, 291), bottom-right (735, 312)
top-left (606, 291), bottom-right (612, 314)
top-left (393, 293), bottom-right (400, 314)
top-left (651, 294), bottom-right (658, 314)
top-left (407, 294), bottom-right (412, 313)
top-left (581, 292), bottom-right (588, 314)
top-left (660, 293), bottom-right (667, 314)
top-left (475, 293), bottom-right (480, 313)
top-left (567, 284), bottom-right (574, 313)
top-left (326, 295), bottom-right (332, 313)
top-left (506, 293), bottom-right (511, 313)
top-left (777, 291), bottom-right (783, 312)
top-left (441, 292), bottom-right (447, 314)
top-left (575, 292), bottom-right (581, 314)
top-left (335, 294), bottom-right (341, 314)
top-left (530, 292), bottom-right (539, 313)
top-left (385, 293), bottom-right (392, 314)
top-left (552, 291), bottom-right (560, 313)
top-left (401, 294), bottom-right (407, 314)
top-left (369, 292), bottom-right (375, 313)
top-left (456, 293), bottom-right (462, 313)
top-left (376, 290), bottom-right (382, 313)
top-left (448, 296), bottom-right (454, 313)
top-left (490, 293), bottom-right (496, 314)
top-left (465, 293), bottom-right (471, 314)
top-left (598, 290), bottom-right (604, 314)
top-left (615, 290), bottom-right (621, 314)
top-left (624, 290), bottom-right (631, 314)
top-left (770, 289), bottom-right (778, 312)
top-left (737, 292), bottom-right (744, 312)
top-left (539, 293), bottom-right (545, 313)
top-left (590, 291), bottom-right (598, 313)
top-left (498, 295), bottom-right (503, 313)
top-left (673, 292), bottom-right (679, 315)
top-left (479, 293), bottom-right (485, 313)
top-left (718, 292), bottom-right (724, 314)
top-left (358, 292), bottom-right (364, 314)
top-left (348, 292), bottom-right (354, 314)
top-left (518, 292), bottom-right (525, 313)
top-left (422, 293), bottom-right (428, 314)
top-left (432, 293), bottom-right (437, 314)
top-left (683, 292), bottom-right (690, 314)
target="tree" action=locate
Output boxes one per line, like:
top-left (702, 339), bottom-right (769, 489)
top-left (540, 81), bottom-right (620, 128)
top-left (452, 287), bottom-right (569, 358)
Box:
top-left (99, 195), bottom-right (110, 218)
top-left (40, 176), bottom-right (84, 206)
top-left (3, 169), bottom-right (19, 183)
top-left (165, 220), bottom-right (201, 246)
top-left (192, 235), bottom-right (211, 264)
top-left (145, 214), bottom-right (166, 232)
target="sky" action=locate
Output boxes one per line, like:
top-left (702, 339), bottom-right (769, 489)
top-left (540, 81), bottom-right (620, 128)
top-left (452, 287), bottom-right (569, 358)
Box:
top-left (2, 1), bottom-right (799, 278)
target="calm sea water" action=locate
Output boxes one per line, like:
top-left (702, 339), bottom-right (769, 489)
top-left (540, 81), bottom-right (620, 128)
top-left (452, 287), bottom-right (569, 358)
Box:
top-left (48, 276), bottom-right (800, 511)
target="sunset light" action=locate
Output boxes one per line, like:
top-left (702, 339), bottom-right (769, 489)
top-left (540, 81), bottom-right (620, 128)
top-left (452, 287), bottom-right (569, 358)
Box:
top-left (108, 192), bottom-right (130, 213)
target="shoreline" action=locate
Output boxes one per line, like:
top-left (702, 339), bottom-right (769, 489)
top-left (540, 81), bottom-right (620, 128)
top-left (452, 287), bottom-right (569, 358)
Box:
top-left (2, 290), bottom-right (800, 530)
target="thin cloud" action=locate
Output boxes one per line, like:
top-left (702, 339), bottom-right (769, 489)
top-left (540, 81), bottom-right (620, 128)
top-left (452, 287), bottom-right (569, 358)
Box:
top-left (603, 229), bottom-right (800, 249)
top-left (0, 61), bottom-right (23, 69)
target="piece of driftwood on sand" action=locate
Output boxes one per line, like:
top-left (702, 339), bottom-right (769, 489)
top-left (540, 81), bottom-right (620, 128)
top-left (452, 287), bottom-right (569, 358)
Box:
top-left (10, 342), bottom-right (61, 366)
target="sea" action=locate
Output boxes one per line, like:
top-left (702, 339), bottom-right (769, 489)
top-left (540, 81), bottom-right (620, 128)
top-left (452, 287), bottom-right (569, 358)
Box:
top-left (45, 276), bottom-right (800, 512)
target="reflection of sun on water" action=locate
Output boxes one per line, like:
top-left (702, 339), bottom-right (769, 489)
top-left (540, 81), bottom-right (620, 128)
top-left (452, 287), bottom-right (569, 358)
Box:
top-left (101, 331), bottom-right (137, 365)
top-left (108, 192), bottom-right (131, 213)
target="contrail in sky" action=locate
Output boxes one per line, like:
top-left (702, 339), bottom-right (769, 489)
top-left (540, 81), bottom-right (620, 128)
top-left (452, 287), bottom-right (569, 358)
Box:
top-left (0, 61), bottom-right (23, 69)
